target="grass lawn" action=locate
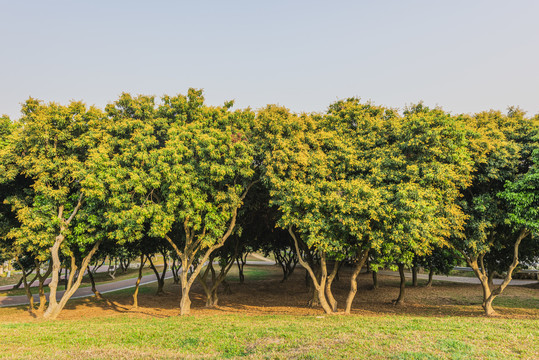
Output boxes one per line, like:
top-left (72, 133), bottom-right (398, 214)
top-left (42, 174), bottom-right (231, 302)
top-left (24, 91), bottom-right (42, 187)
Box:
top-left (1, 264), bottom-right (537, 359)
top-left (1, 313), bottom-right (537, 359)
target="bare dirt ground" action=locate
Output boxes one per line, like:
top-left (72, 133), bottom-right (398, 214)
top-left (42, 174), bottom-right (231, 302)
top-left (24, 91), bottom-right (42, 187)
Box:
top-left (0, 264), bottom-right (537, 323)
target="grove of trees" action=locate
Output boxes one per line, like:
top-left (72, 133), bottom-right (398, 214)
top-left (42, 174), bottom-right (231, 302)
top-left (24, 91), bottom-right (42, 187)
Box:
top-left (0, 90), bottom-right (537, 319)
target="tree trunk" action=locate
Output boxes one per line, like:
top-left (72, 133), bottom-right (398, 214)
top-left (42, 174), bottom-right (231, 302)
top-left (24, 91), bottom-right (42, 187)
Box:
top-left (158, 249), bottom-right (168, 293)
top-left (345, 249), bottom-right (369, 314)
top-left (307, 263), bottom-right (320, 307)
top-left (180, 290), bottom-right (191, 315)
top-left (132, 255), bottom-right (146, 309)
top-left (199, 252), bottom-right (236, 307)
top-left (87, 269), bottom-right (103, 300)
top-left (43, 240), bottom-right (101, 319)
top-left (43, 234), bottom-right (64, 318)
top-left (171, 257), bottom-right (181, 284)
top-left (465, 229), bottom-right (529, 316)
top-left (163, 182), bottom-right (256, 316)
top-left (148, 255), bottom-right (165, 296)
top-left (37, 261), bottom-right (52, 313)
top-left (394, 263), bottom-right (406, 305)
top-left (372, 270), bottom-right (378, 289)
top-left (179, 270), bottom-right (192, 315)
top-left (426, 268), bottom-right (434, 287)
top-left (274, 249), bottom-right (298, 283)
top-left (62, 266), bottom-right (67, 291)
top-left (309, 285), bottom-right (320, 307)
top-left (12, 273), bottom-right (25, 290)
top-left (412, 265), bottom-right (418, 287)
top-left (222, 279), bottom-right (232, 295)
top-left (92, 258), bottom-right (106, 274)
top-left (487, 271), bottom-right (495, 291)
top-left (16, 257), bottom-right (35, 314)
top-left (483, 295), bottom-right (496, 316)
top-left (198, 260), bottom-right (214, 307)
top-left (235, 251), bottom-right (248, 284)
top-left (289, 227), bottom-right (333, 314)
top-left (207, 288), bottom-right (219, 307)
top-left (325, 260), bottom-right (340, 312)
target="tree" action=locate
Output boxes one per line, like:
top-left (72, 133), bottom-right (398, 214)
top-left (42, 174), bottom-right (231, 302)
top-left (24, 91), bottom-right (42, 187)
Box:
top-left (258, 104), bottom-right (385, 314)
top-left (452, 109), bottom-right (538, 315)
top-left (94, 90), bottom-right (258, 315)
top-left (197, 236), bottom-right (240, 307)
top-left (367, 104), bottom-right (474, 305)
top-left (416, 246), bottom-right (458, 287)
top-left (494, 132), bottom-right (539, 309)
top-left (323, 101), bottom-right (473, 309)
top-left (3, 99), bottom-right (106, 319)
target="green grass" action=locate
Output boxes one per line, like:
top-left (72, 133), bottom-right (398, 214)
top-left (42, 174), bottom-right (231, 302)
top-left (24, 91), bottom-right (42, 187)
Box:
top-left (0, 314), bottom-right (537, 359)
top-left (1, 263), bottom-right (537, 359)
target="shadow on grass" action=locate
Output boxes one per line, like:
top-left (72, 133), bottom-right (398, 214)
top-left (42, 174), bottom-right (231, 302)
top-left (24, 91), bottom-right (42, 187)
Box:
top-left (3, 265), bottom-right (537, 322)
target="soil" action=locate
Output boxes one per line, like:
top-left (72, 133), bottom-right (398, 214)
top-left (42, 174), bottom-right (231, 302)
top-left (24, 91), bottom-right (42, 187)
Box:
top-left (1, 264), bottom-right (537, 322)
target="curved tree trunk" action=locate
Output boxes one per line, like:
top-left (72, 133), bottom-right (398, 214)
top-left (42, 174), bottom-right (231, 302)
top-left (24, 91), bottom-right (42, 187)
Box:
top-left (171, 257), bottom-right (181, 284)
top-left (16, 257), bottom-right (35, 314)
top-left (36, 261), bottom-right (52, 313)
top-left (91, 258), bottom-right (106, 274)
top-left (132, 254), bottom-right (146, 309)
top-left (345, 249), bottom-right (369, 314)
top-left (164, 181), bottom-right (256, 316)
top-left (289, 227), bottom-right (333, 314)
top-left (12, 273), bottom-right (25, 290)
top-left (87, 270), bottom-right (103, 300)
top-left (236, 253), bottom-right (247, 284)
top-left (148, 255), bottom-right (166, 296)
top-left (308, 283), bottom-right (321, 307)
top-left (394, 263), bottom-right (406, 305)
top-left (199, 251), bottom-right (236, 307)
top-left (425, 268), bottom-right (434, 287)
top-left (471, 229), bottom-right (528, 316)
top-left (325, 260), bottom-right (340, 312)
top-left (44, 240), bottom-right (101, 319)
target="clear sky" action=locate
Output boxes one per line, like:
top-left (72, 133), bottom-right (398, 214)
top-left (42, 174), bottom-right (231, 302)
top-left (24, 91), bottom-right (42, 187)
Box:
top-left (1, 0), bottom-right (538, 119)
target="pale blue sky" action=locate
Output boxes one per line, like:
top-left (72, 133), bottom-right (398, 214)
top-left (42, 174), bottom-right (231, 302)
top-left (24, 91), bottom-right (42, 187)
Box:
top-left (1, 1), bottom-right (538, 119)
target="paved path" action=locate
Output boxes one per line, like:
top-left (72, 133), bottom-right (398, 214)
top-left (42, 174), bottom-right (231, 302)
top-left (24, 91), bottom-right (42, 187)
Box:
top-left (0, 271), bottom-right (175, 308)
top-left (378, 270), bottom-right (538, 286)
top-left (0, 265), bottom-right (115, 291)
top-left (249, 253), bottom-right (275, 263)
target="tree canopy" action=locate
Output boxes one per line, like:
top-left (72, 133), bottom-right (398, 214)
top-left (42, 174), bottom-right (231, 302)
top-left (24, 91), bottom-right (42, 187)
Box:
top-left (0, 91), bottom-right (537, 318)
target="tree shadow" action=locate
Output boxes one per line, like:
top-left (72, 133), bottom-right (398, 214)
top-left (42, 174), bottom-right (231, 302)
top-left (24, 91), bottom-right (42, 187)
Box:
top-left (2, 265), bottom-right (537, 321)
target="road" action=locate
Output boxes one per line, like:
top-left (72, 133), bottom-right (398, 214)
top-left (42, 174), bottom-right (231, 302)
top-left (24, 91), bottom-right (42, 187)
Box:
top-left (0, 270), bottom-right (175, 307)
top-left (0, 265), bottom-right (113, 292)
top-left (377, 270), bottom-right (538, 286)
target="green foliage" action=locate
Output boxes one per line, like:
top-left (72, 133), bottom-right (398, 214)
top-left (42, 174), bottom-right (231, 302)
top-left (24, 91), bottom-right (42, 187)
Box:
top-left (452, 109), bottom-right (538, 261)
top-left (500, 135), bottom-right (539, 233)
top-left (4, 100), bottom-right (105, 258)
top-left (92, 90), bottom-right (257, 249)
top-left (260, 100), bottom-right (476, 268)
